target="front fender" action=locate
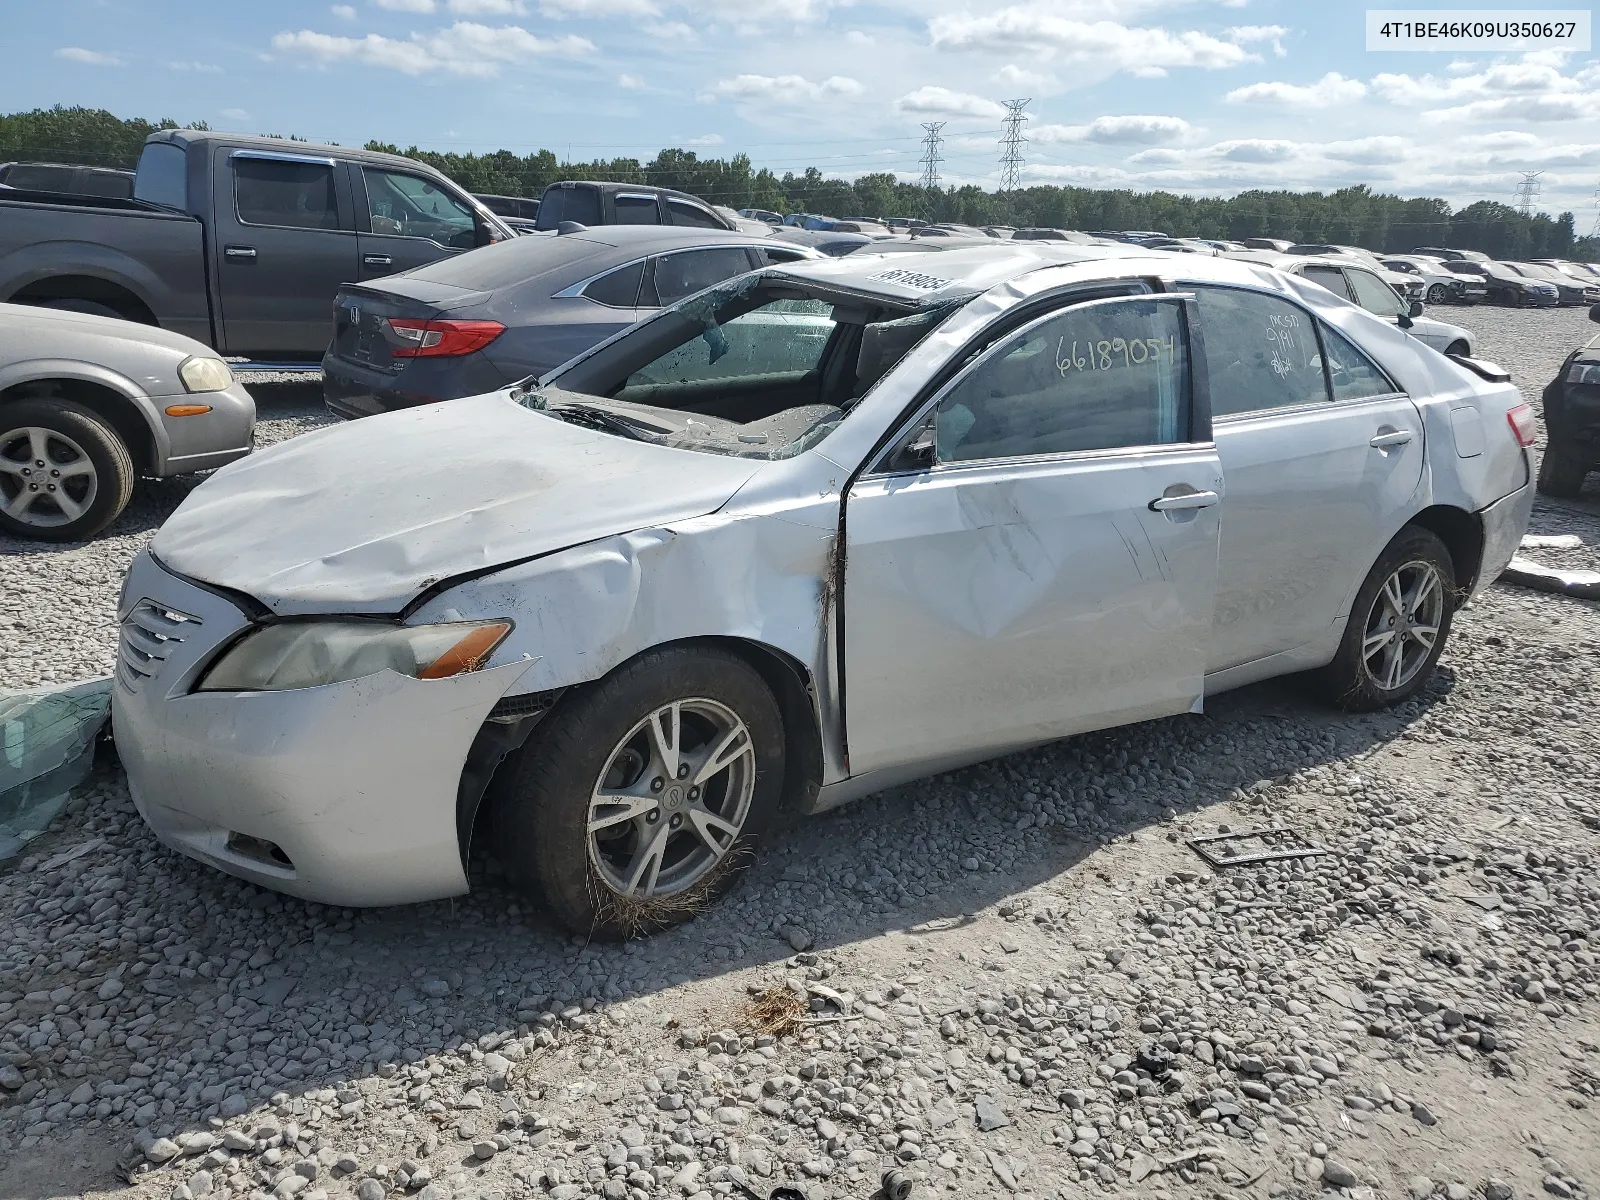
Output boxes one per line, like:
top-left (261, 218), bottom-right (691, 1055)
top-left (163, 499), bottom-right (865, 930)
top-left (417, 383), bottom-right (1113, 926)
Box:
top-left (0, 358), bottom-right (173, 469)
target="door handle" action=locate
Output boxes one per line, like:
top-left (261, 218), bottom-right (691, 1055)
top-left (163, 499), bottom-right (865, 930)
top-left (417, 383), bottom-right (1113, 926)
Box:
top-left (363, 254), bottom-right (393, 267)
top-left (1149, 490), bottom-right (1219, 512)
top-left (1370, 429), bottom-right (1414, 449)
top-left (223, 245), bottom-right (256, 260)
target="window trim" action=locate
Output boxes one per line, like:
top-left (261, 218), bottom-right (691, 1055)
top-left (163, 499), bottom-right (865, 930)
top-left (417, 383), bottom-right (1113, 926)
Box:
top-left (355, 166), bottom-right (479, 248)
top-left (577, 260), bottom-right (647, 309)
top-left (230, 154), bottom-right (346, 234)
top-left (664, 197), bottom-right (726, 229)
top-left (866, 290), bottom-right (1209, 476)
top-left (1316, 317), bottom-right (1406, 404)
top-left (1343, 266), bottom-right (1407, 319)
top-left (551, 243), bottom-right (772, 302)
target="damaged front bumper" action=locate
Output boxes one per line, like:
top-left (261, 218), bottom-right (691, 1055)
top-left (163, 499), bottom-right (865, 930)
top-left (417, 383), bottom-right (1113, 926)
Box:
top-left (112, 551), bottom-right (531, 907)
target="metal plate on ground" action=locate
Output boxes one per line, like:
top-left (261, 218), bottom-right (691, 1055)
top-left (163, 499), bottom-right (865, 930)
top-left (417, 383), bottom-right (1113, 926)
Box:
top-left (1187, 827), bottom-right (1328, 868)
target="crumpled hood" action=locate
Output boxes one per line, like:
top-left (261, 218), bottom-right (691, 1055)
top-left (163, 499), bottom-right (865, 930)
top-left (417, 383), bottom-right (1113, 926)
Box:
top-left (152, 393), bottom-right (764, 615)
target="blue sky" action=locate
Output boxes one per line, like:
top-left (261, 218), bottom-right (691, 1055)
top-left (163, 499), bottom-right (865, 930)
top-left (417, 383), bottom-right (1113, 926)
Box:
top-left (7, 0), bottom-right (1600, 217)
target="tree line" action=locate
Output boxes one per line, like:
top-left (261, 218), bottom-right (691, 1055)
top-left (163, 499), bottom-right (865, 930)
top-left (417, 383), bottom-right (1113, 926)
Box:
top-left (3, 105), bottom-right (1584, 259)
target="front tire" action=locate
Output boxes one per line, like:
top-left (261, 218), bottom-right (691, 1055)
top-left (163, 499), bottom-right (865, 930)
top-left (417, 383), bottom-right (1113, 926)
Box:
top-left (0, 398), bottom-right (134, 541)
top-left (1426, 284), bottom-right (1447, 304)
top-left (1315, 526), bottom-right (1456, 712)
top-left (495, 646), bottom-right (786, 938)
top-left (1538, 447), bottom-right (1590, 498)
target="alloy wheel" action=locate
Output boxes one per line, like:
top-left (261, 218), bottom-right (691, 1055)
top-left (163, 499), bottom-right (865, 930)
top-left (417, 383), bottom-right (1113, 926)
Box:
top-left (586, 697), bottom-right (756, 899)
top-left (1361, 559), bottom-right (1445, 692)
top-left (1426, 284), bottom-right (1447, 304)
top-left (0, 426), bottom-right (99, 529)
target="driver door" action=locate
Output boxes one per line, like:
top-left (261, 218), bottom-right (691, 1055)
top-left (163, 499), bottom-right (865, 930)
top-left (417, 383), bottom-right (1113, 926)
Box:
top-left (356, 166), bottom-right (480, 281)
top-left (842, 295), bottom-right (1223, 777)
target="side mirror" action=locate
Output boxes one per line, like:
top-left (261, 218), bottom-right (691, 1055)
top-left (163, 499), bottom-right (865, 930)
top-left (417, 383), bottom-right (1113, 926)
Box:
top-left (1408, 299), bottom-right (1424, 318)
top-left (1589, 303), bottom-right (1600, 324)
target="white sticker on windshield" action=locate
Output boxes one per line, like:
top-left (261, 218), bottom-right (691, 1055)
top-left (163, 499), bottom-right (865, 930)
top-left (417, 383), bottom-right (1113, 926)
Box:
top-left (865, 268), bottom-right (953, 291)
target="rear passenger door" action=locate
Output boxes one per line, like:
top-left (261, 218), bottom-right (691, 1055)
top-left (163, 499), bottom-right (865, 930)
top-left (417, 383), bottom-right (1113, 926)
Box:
top-left (1185, 284), bottom-right (1426, 674)
top-left (213, 149), bottom-right (359, 359)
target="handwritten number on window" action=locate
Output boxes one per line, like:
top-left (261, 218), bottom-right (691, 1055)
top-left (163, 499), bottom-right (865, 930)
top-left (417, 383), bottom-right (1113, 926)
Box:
top-left (1055, 334), bottom-right (1174, 376)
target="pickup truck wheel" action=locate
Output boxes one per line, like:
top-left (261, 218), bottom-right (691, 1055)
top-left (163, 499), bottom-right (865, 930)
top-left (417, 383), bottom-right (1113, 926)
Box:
top-left (495, 646), bottom-right (785, 938)
top-left (1538, 447), bottom-right (1590, 498)
top-left (1314, 526), bottom-right (1456, 712)
top-left (0, 399), bottom-right (134, 541)
top-left (33, 298), bottom-right (126, 321)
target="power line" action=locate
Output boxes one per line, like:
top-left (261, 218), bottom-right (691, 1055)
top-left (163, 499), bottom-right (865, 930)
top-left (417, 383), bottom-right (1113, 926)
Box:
top-left (918, 122), bottom-right (946, 193)
top-left (1514, 170), bottom-right (1543, 217)
top-left (999, 99), bottom-right (1030, 195)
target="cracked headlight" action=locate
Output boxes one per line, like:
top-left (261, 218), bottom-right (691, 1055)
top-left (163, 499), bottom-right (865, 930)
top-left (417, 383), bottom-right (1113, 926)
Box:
top-left (197, 619), bottom-right (512, 692)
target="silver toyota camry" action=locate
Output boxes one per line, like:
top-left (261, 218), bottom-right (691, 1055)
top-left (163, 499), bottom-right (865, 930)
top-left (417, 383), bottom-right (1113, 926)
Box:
top-left (113, 246), bottom-right (1535, 935)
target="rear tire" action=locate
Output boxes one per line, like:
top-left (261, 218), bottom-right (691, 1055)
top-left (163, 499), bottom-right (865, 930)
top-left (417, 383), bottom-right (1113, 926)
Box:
top-left (495, 645), bottom-right (786, 938)
top-left (1314, 526), bottom-right (1456, 712)
top-left (0, 398), bottom-right (134, 541)
top-left (1538, 447), bottom-right (1590, 498)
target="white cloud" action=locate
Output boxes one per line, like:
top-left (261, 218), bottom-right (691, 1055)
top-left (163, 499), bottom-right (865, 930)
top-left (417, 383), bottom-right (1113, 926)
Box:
top-left (1320, 136), bottom-right (1410, 164)
top-left (1212, 138), bottom-right (1300, 163)
top-left (55, 46), bottom-right (121, 65)
top-left (1033, 114), bottom-right (1191, 144)
top-left (1225, 23), bottom-right (1287, 55)
top-left (331, 4), bottom-right (357, 16)
top-left (221, 108), bottom-right (251, 120)
top-left (845, 30), bottom-right (873, 45)
top-left (711, 74), bottom-right (864, 103)
top-left (541, 0), bottom-right (656, 14)
top-left (1424, 93), bottom-right (1600, 122)
top-left (449, 0), bottom-right (528, 12)
top-left (374, 0), bottom-right (435, 9)
top-left (1374, 60), bottom-right (1600, 123)
top-left (893, 86), bottom-right (1004, 119)
top-left (1225, 72), bottom-right (1366, 108)
top-left (271, 21), bottom-right (594, 76)
top-left (996, 63), bottom-right (1057, 91)
top-left (642, 18), bottom-right (691, 37)
top-left (168, 60), bottom-right (223, 72)
top-left (929, 12), bottom-right (1256, 77)
top-left (685, 133), bottom-right (724, 146)
top-left (617, 72), bottom-right (645, 89)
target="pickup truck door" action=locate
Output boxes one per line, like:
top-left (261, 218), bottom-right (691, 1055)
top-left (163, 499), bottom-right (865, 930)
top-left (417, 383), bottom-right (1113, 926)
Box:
top-left (354, 165), bottom-right (481, 282)
top-left (213, 149), bottom-right (360, 360)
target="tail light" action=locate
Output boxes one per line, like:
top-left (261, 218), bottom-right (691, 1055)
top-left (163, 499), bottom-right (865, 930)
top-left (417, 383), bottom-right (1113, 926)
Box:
top-left (386, 318), bottom-right (505, 358)
top-left (1506, 403), bottom-right (1538, 448)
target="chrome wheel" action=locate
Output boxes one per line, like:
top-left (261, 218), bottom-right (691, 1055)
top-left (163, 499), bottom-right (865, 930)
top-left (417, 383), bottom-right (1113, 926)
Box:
top-left (0, 426), bottom-right (99, 529)
top-left (586, 698), bottom-right (756, 899)
top-left (1361, 559), bottom-right (1444, 692)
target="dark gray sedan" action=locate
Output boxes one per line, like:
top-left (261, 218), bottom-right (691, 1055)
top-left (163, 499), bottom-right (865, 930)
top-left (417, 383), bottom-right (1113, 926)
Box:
top-left (323, 227), bottom-right (814, 418)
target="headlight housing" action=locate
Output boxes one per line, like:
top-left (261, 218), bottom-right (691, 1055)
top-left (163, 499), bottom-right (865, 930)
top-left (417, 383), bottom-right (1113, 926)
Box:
top-left (197, 619), bottom-right (512, 692)
top-left (179, 356), bottom-right (234, 393)
top-left (1566, 360), bottom-right (1600, 387)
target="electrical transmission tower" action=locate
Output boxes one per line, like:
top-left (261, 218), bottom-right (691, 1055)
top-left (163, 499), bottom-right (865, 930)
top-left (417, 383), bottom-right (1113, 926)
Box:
top-left (918, 122), bottom-right (945, 193)
top-left (1513, 170), bottom-right (1543, 217)
top-left (998, 99), bottom-right (1030, 194)
top-left (1589, 182), bottom-right (1600, 237)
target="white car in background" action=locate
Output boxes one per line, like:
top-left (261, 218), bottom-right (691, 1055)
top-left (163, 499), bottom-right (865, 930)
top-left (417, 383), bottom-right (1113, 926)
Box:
top-left (1381, 255), bottom-right (1488, 306)
top-left (1230, 253), bottom-right (1477, 357)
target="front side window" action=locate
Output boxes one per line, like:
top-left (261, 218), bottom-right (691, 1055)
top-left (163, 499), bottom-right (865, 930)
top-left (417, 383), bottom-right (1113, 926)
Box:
top-left (363, 169), bottom-right (476, 248)
top-left (1321, 323), bottom-right (1396, 401)
top-left (1300, 265), bottom-right (1352, 301)
top-left (234, 158), bottom-right (338, 230)
top-left (667, 199), bottom-right (723, 229)
top-left (935, 297), bottom-right (1190, 464)
top-left (622, 299), bottom-right (837, 391)
top-left (614, 194), bottom-right (661, 224)
top-left (644, 248), bottom-right (755, 306)
top-left (1190, 286), bottom-right (1328, 416)
top-left (1346, 269), bottom-right (1405, 317)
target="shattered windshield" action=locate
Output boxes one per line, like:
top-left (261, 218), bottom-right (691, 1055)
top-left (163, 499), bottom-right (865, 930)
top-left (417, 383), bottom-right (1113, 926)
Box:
top-left (517, 275), bottom-right (968, 459)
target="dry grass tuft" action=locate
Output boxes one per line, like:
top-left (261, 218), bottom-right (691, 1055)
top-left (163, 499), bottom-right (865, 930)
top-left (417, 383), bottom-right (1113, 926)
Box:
top-left (589, 841), bottom-right (754, 940)
top-left (740, 986), bottom-right (806, 1040)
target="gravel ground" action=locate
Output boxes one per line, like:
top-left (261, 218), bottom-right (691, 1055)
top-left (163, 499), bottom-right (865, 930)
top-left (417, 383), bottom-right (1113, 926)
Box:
top-left (1, 311), bottom-right (1598, 1200)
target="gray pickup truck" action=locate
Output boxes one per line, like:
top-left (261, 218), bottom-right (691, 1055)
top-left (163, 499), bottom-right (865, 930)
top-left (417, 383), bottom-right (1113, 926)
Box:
top-left (0, 131), bottom-right (514, 365)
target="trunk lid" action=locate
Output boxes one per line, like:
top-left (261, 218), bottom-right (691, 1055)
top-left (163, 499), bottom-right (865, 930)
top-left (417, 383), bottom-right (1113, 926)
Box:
top-left (151, 392), bottom-right (765, 615)
top-left (330, 280), bottom-right (493, 374)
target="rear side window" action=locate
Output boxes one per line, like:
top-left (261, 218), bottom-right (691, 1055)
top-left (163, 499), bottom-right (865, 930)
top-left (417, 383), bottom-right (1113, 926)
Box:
top-left (644, 248), bottom-right (755, 306)
top-left (614, 194), bottom-right (661, 224)
top-left (5, 164), bottom-right (75, 191)
top-left (234, 158), bottom-right (338, 230)
top-left (1301, 265), bottom-right (1351, 300)
top-left (135, 143), bottom-right (189, 209)
top-left (935, 296), bottom-right (1191, 463)
top-left (537, 185), bottom-right (601, 229)
top-left (582, 261), bottom-right (644, 307)
top-left (1321, 323), bottom-right (1397, 401)
top-left (758, 247), bottom-right (809, 265)
top-left (667, 199), bottom-right (722, 229)
top-left (1191, 286), bottom-right (1328, 415)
